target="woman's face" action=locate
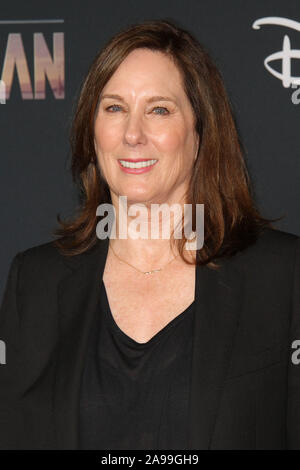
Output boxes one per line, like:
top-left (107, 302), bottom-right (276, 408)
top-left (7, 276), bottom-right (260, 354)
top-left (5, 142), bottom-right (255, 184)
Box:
top-left (94, 48), bottom-right (199, 207)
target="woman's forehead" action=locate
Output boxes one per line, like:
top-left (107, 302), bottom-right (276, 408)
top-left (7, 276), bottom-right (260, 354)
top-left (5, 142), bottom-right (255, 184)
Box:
top-left (102, 49), bottom-right (186, 101)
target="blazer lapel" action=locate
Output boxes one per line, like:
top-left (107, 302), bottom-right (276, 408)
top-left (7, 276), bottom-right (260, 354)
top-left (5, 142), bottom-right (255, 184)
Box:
top-left (187, 256), bottom-right (244, 449)
top-left (53, 237), bottom-right (244, 450)
top-left (54, 236), bottom-right (110, 449)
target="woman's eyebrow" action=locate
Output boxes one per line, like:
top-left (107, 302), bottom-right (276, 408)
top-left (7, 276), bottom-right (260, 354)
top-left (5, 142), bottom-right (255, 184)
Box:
top-left (100, 93), bottom-right (177, 104)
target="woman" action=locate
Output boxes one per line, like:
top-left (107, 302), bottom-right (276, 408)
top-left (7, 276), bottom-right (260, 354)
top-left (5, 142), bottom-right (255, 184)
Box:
top-left (0, 19), bottom-right (299, 450)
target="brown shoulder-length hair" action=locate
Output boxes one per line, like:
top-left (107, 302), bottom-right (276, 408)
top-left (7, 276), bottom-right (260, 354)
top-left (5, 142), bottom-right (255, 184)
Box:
top-left (53, 19), bottom-right (281, 269)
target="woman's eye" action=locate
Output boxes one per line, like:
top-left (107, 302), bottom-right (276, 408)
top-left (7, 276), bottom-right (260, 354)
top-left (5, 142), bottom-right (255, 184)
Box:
top-left (152, 106), bottom-right (169, 115)
top-left (106, 104), bottom-right (122, 112)
top-left (104, 105), bottom-right (169, 114)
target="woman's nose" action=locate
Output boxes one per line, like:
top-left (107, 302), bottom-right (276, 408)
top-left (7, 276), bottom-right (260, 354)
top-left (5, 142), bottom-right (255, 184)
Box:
top-left (123, 112), bottom-right (147, 146)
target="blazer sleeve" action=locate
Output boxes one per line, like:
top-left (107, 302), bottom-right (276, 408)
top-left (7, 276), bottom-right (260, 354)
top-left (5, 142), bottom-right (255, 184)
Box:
top-left (0, 252), bottom-right (24, 449)
top-left (287, 235), bottom-right (300, 449)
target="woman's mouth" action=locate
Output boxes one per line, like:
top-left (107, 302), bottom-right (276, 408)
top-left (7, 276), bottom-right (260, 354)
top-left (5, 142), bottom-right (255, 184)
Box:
top-left (118, 159), bottom-right (158, 174)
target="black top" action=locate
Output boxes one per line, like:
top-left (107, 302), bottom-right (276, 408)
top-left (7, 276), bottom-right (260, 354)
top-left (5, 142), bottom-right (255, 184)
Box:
top-left (79, 269), bottom-right (196, 450)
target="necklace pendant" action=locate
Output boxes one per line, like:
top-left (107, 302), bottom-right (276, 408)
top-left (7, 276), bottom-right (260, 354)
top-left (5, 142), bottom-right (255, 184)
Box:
top-left (143, 268), bottom-right (162, 275)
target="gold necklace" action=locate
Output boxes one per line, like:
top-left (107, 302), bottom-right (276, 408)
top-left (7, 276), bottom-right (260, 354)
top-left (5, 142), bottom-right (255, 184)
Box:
top-left (109, 242), bottom-right (178, 275)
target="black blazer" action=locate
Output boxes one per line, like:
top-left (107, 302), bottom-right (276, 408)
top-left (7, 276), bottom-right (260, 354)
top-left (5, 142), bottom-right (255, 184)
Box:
top-left (0, 227), bottom-right (299, 450)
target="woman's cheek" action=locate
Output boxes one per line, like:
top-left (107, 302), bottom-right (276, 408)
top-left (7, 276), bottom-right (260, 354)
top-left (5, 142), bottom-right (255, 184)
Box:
top-left (96, 127), bottom-right (118, 151)
top-left (154, 129), bottom-right (183, 152)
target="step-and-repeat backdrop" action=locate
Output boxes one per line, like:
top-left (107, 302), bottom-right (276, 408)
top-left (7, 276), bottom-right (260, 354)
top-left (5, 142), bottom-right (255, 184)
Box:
top-left (0, 0), bottom-right (299, 300)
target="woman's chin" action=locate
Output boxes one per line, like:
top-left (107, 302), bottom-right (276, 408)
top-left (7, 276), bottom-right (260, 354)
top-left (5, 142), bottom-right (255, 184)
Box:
top-left (117, 190), bottom-right (157, 205)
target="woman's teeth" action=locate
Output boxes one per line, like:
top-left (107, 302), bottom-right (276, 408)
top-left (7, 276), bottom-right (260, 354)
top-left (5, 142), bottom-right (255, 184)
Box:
top-left (119, 159), bottom-right (157, 169)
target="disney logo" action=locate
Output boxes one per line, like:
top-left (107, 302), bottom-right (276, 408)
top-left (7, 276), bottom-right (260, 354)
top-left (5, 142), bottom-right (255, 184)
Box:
top-left (252, 16), bottom-right (300, 88)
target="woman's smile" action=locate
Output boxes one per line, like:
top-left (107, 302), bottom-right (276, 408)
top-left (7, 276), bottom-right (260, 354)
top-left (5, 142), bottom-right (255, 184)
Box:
top-left (118, 158), bottom-right (158, 174)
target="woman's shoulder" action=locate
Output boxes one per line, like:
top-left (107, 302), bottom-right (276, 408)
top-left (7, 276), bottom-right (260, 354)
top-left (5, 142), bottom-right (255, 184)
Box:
top-left (229, 227), bottom-right (299, 287)
top-left (14, 237), bottom-right (107, 282)
top-left (12, 239), bottom-right (73, 285)
top-left (257, 226), bottom-right (299, 247)
top-left (17, 239), bottom-right (65, 268)
top-left (235, 227), bottom-right (299, 263)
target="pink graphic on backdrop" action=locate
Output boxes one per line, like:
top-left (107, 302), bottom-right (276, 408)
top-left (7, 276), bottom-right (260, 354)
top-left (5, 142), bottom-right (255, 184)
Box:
top-left (1, 33), bottom-right (33, 99)
top-left (34, 32), bottom-right (64, 99)
top-left (1, 32), bottom-right (64, 99)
